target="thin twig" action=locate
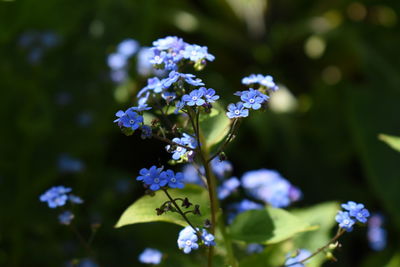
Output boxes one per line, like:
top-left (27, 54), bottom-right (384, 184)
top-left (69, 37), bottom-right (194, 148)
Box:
top-left (207, 119), bottom-right (240, 163)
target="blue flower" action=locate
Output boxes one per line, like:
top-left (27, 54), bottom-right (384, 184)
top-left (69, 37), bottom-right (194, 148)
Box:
top-left (117, 39), bottom-right (139, 57)
top-left (210, 158), bottom-right (233, 179)
top-left (182, 45), bottom-right (215, 62)
top-left (174, 100), bottom-right (185, 114)
top-left (242, 74), bottom-right (279, 91)
top-left (163, 71), bottom-right (204, 88)
top-left (367, 215), bottom-right (387, 251)
top-left (336, 211), bottom-right (356, 232)
top-left (137, 166), bottom-right (166, 191)
top-left (201, 229), bottom-right (216, 246)
top-left (40, 186), bottom-right (72, 208)
top-left (181, 164), bottom-right (203, 185)
top-left (117, 108), bottom-right (143, 130)
top-left (240, 89), bottom-right (269, 110)
top-left (342, 201), bottom-right (370, 223)
top-left (132, 104), bottom-right (152, 112)
top-left (217, 177), bottom-right (240, 200)
top-left (58, 210), bottom-right (74, 225)
top-left (246, 244), bottom-right (264, 254)
top-left (182, 89), bottom-right (205, 106)
top-left (138, 248), bottom-right (163, 265)
top-left (166, 133), bottom-right (197, 161)
top-left (149, 49), bottom-right (168, 65)
top-left (160, 170), bottom-right (185, 189)
top-left (152, 36), bottom-right (186, 51)
top-left (177, 226), bottom-right (199, 254)
top-left (145, 77), bottom-right (166, 93)
top-left (284, 249), bottom-right (311, 267)
top-left (227, 199), bottom-right (264, 223)
top-left (57, 154), bottom-right (85, 173)
top-left (107, 53), bottom-right (127, 70)
top-left (68, 194), bottom-right (84, 204)
top-left (110, 69), bottom-right (128, 83)
top-left (226, 102), bottom-right (249, 119)
top-left (199, 87), bottom-right (219, 103)
top-left (140, 125), bottom-right (152, 139)
top-left (161, 91), bottom-right (176, 102)
top-left (241, 169), bottom-right (301, 208)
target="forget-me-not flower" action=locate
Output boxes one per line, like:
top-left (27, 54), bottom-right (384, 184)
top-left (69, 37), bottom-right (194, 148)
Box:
top-left (138, 248), bottom-right (163, 265)
top-left (226, 102), bottom-right (249, 119)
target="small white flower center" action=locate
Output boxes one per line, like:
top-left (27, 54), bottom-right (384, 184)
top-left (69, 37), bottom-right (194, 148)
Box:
top-left (186, 240), bottom-right (192, 246)
top-left (234, 110), bottom-right (240, 115)
top-left (176, 147), bottom-right (182, 152)
top-left (191, 51), bottom-right (197, 56)
top-left (154, 178), bottom-right (160, 183)
top-left (192, 96), bottom-right (198, 100)
top-left (343, 219), bottom-right (349, 225)
top-left (129, 119), bottom-right (135, 124)
top-left (171, 178), bottom-right (176, 183)
top-left (249, 99), bottom-right (255, 103)
top-left (154, 56), bottom-right (160, 61)
top-left (357, 212), bottom-right (362, 217)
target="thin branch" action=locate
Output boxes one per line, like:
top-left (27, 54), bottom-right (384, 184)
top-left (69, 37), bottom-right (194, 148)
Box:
top-left (207, 119), bottom-right (240, 163)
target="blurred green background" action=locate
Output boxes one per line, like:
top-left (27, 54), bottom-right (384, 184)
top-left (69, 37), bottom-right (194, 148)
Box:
top-left (1, 0), bottom-right (399, 266)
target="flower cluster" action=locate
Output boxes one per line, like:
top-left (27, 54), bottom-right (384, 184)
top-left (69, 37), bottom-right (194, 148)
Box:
top-left (166, 133), bottom-right (197, 161)
top-left (335, 201), bottom-right (370, 232)
top-left (18, 30), bottom-right (60, 64)
top-left (177, 226), bottom-right (215, 254)
top-left (226, 74), bottom-right (279, 119)
top-left (367, 213), bottom-right (387, 251)
top-left (138, 248), bottom-right (163, 265)
top-left (284, 249), bottom-right (311, 267)
top-left (150, 36), bottom-right (214, 71)
top-left (108, 39), bottom-right (139, 83)
top-left (40, 186), bottom-right (83, 225)
top-left (136, 166), bottom-right (185, 191)
top-left (114, 106), bottom-right (150, 134)
top-left (241, 169), bottom-right (302, 208)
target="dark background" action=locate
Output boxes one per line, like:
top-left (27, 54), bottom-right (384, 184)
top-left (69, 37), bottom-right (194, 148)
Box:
top-left (0, 0), bottom-right (399, 266)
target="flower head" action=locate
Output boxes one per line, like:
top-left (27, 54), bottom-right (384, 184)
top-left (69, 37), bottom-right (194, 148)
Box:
top-left (138, 248), bottom-right (163, 265)
top-left (200, 87), bottom-right (219, 103)
top-left (336, 211), bottom-right (356, 232)
top-left (240, 89), bottom-right (269, 110)
top-left (217, 177), bottom-right (240, 200)
top-left (182, 45), bottom-right (215, 62)
top-left (182, 89), bottom-right (205, 106)
top-left (201, 229), bottom-right (216, 247)
top-left (140, 125), bottom-right (152, 139)
top-left (117, 39), bottom-right (139, 57)
top-left (284, 249), bottom-right (311, 267)
top-left (226, 102), bottom-right (249, 119)
top-left (117, 108), bottom-right (143, 130)
top-left (40, 186), bottom-right (72, 208)
top-left (137, 166), bottom-right (166, 191)
top-left (177, 226), bottom-right (199, 254)
top-left (367, 215), bottom-right (387, 251)
top-left (58, 210), bottom-right (74, 225)
top-left (342, 201), bottom-right (370, 223)
top-left (242, 74), bottom-right (279, 91)
top-left (160, 170), bottom-right (185, 189)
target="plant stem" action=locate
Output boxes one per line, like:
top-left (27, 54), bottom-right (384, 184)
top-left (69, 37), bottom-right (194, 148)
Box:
top-left (283, 228), bottom-right (346, 267)
top-left (207, 119), bottom-right (240, 163)
top-left (162, 189), bottom-right (201, 236)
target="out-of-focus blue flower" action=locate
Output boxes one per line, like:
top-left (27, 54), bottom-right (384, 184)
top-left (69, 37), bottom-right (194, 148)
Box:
top-left (182, 44), bottom-right (215, 62)
top-left (182, 89), bottom-right (205, 106)
top-left (58, 154), bottom-right (85, 173)
top-left (58, 210), bottom-right (74, 225)
top-left (284, 249), bottom-right (311, 267)
top-left (199, 87), bottom-right (219, 103)
top-left (246, 243), bottom-right (264, 254)
top-left (227, 199), bottom-right (264, 223)
top-left (132, 104), bottom-right (152, 112)
top-left (174, 100), bottom-right (185, 114)
top-left (107, 53), bottom-right (127, 70)
top-left (242, 74), bottom-right (279, 91)
top-left (210, 158), bottom-right (233, 179)
top-left (240, 89), bottom-right (269, 110)
top-left (41, 31), bottom-right (60, 48)
top-left (161, 91), bottom-right (177, 102)
top-left (201, 229), bottom-right (216, 247)
top-left (40, 186), bottom-right (72, 208)
top-left (152, 36), bottom-right (186, 51)
top-left (367, 214), bottom-right (387, 251)
top-left (137, 47), bottom-right (166, 76)
top-left (181, 164), bottom-right (203, 185)
top-left (341, 201), bottom-right (370, 223)
top-left (335, 211), bottom-right (355, 232)
top-left (217, 177), bottom-right (240, 200)
top-left (69, 194), bottom-right (84, 204)
top-left (226, 102), bottom-right (249, 119)
top-left (28, 47), bottom-right (43, 64)
top-left (117, 39), bottom-right (139, 57)
top-left (177, 226), bottom-right (199, 254)
top-left (241, 169), bottom-right (301, 208)
top-left (138, 248), bottom-right (163, 265)
top-left (76, 112), bottom-right (93, 127)
top-left (140, 125), bottom-right (152, 139)
top-left (160, 170), bottom-right (185, 189)
top-left (110, 69), bottom-right (128, 83)
top-left (146, 77), bottom-right (166, 93)
top-left (117, 108), bottom-right (143, 130)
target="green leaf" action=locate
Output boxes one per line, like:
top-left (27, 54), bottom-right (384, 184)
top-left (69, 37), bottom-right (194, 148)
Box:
top-left (115, 185), bottom-right (210, 228)
top-left (229, 207), bottom-right (311, 245)
top-left (291, 202), bottom-right (339, 267)
top-left (199, 102), bottom-right (232, 150)
top-left (379, 134), bottom-right (400, 153)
